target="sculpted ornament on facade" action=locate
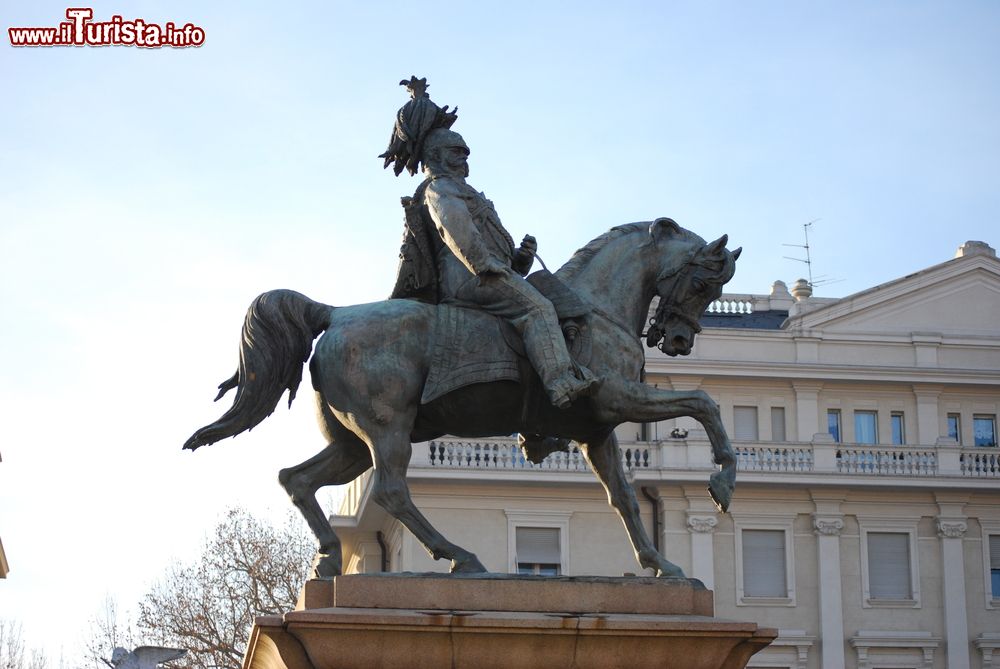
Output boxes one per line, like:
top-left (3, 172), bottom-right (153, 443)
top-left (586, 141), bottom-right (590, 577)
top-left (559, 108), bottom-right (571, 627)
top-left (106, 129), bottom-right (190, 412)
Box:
top-left (812, 516), bottom-right (844, 536)
top-left (935, 519), bottom-right (967, 539)
top-left (687, 515), bottom-right (719, 533)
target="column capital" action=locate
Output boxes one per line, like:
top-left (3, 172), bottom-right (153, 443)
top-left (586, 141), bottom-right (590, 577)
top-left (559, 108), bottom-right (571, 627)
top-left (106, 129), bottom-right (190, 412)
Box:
top-left (936, 519), bottom-right (968, 539)
top-left (813, 515), bottom-right (845, 536)
top-left (686, 514), bottom-right (718, 534)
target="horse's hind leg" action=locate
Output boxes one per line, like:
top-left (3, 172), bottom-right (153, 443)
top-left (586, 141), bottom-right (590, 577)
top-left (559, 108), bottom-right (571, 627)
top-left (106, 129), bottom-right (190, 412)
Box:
top-left (363, 424), bottom-right (487, 574)
top-left (279, 415), bottom-right (372, 578)
top-left (581, 432), bottom-right (685, 579)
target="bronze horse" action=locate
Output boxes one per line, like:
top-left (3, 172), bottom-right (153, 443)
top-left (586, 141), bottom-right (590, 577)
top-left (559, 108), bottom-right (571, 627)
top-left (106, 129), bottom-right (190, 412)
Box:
top-left (185, 218), bottom-right (740, 579)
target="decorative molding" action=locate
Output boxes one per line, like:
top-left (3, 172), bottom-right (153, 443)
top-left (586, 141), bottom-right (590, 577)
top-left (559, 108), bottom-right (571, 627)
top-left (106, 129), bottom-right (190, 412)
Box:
top-left (936, 519), bottom-right (967, 539)
top-left (850, 631), bottom-right (939, 669)
top-left (686, 515), bottom-right (718, 533)
top-left (975, 632), bottom-right (1000, 668)
top-left (813, 516), bottom-right (844, 536)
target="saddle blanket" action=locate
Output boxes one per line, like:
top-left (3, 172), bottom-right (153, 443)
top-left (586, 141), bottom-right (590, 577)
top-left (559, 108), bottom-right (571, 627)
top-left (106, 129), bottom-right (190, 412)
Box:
top-left (421, 304), bottom-right (522, 404)
top-left (419, 271), bottom-right (592, 405)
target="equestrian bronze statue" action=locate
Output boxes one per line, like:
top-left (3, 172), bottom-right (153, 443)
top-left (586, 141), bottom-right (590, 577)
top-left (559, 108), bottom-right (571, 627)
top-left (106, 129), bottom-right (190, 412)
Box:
top-left (184, 78), bottom-right (741, 580)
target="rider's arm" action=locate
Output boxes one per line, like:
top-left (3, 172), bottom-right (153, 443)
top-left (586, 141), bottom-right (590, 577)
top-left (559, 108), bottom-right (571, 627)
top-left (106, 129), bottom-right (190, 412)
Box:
top-left (425, 180), bottom-right (509, 275)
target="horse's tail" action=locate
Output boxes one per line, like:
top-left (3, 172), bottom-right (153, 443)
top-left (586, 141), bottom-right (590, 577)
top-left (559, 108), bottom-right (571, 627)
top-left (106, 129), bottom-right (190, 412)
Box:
top-left (183, 289), bottom-right (333, 450)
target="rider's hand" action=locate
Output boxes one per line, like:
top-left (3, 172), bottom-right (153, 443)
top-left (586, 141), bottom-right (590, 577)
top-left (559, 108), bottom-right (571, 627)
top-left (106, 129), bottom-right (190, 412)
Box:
top-left (519, 235), bottom-right (537, 255)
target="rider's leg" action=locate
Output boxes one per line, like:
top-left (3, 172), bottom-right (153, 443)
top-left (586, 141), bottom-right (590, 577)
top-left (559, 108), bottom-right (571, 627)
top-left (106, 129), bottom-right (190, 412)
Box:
top-left (451, 272), bottom-right (600, 407)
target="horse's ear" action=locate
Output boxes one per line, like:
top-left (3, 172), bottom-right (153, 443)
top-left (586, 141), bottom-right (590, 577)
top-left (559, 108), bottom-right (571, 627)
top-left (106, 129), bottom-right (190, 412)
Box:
top-left (732, 247), bottom-right (742, 261)
top-left (649, 217), bottom-right (681, 243)
top-left (706, 234), bottom-right (729, 255)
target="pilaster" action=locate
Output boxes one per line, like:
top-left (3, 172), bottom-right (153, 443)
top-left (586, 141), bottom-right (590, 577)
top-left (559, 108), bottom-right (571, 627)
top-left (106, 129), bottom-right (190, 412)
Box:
top-left (912, 386), bottom-right (942, 446)
top-left (936, 496), bottom-right (970, 669)
top-left (812, 494), bottom-right (845, 669)
top-left (793, 381), bottom-right (823, 442)
top-left (685, 489), bottom-right (719, 595)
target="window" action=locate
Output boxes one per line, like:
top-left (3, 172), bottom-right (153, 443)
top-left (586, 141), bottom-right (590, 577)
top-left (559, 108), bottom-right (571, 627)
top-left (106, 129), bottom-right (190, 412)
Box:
top-left (974, 414), bottom-right (997, 447)
top-left (734, 515), bottom-right (796, 606)
top-left (855, 411), bottom-right (878, 444)
top-left (515, 527), bottom-right (560, 575)
top-left (990, 535), bottom-right (1000, 600)
top-left (505, 510), bottom-right (570, 575)
top-left (734, 406), bottom-right (759, 441)
top-left (770, 407), bottom-right (786, 442)
top-left (867, 533), bottom-right (911, 599)
top-left (890, 412), bottom-right (905, 445)
top-left (947, 413), bottom-right (961, 444)
top-left (859, 520), bottom-right (920, 607)
top-left (742, 530), bottom-right (786, 597)
top-left (982, 522), bottom-right (1000, 609)
top-left (828, 410), bottom-right (842, 443)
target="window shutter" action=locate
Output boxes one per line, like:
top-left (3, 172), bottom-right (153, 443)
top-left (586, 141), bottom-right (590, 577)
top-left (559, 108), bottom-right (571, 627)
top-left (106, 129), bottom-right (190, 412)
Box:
top-left (734, 407), bottom-right (759, 441)
top-left (868, 532), bottom-right (911, 599)
top-left (515, 527), bottom-right (560, 564)
top-left (742, 530), bottom-right (786, 597)
top-left (990, 535), bottom-right (1000, 570)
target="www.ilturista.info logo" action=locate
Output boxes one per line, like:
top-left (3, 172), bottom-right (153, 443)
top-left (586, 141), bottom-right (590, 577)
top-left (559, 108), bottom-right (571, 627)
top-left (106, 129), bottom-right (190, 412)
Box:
top-left (9, 8), bottom-right (205, 48)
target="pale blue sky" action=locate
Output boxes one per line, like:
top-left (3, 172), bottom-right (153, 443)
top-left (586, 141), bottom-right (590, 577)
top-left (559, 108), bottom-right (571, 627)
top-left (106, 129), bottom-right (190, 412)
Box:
top-left (2, 0), bottom-right (999, 659)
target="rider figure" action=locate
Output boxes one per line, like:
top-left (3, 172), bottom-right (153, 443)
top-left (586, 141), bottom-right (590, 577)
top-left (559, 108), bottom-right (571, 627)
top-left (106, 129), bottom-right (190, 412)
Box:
top-left (381, 78), bottom-right (598, 408)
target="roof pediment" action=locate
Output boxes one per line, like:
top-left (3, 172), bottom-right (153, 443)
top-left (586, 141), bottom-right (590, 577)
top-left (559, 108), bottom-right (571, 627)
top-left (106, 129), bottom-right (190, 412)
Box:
top-left (785, 253), bottom-right (1000, 336)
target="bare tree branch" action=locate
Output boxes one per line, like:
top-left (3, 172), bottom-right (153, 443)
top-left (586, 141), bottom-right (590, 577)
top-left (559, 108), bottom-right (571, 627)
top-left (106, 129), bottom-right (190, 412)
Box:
top-left (135, 508), bottom-right (313, 669)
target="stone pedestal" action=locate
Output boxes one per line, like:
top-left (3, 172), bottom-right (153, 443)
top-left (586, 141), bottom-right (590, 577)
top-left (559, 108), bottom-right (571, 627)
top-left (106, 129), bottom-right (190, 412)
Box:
top-left (244, 574), bottom-right (775, 669)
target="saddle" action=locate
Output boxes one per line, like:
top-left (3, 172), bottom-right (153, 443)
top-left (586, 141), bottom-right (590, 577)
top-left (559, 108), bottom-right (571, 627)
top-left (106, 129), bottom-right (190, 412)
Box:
top-left (420, 270), bottom-right (592, 405)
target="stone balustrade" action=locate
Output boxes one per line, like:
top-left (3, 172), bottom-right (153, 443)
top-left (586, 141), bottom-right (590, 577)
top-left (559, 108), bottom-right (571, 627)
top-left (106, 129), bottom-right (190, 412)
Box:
top-left (735, 444), bottom-right (814, 472)
top-left (706, 295), bottom-right (756, 314)
top-left (335, 438), bottom-right (999, 518)
top-left (835, 446), bottom-right (937, 476)
top-left (408, 437), bottom-right (1000, 481)
top-left (417, 438), bottom-right (654, 472)
top-left (960, 448), bottom-right (1000, 477)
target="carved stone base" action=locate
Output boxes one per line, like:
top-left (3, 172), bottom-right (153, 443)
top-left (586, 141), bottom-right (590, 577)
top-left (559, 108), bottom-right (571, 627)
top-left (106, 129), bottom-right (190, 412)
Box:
top-left (244, 575), bottom-right (776, 669)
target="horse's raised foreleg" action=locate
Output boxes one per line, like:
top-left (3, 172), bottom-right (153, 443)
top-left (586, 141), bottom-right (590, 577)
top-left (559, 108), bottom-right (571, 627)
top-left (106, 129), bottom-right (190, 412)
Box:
top-left (365, 428), bottom-right (487, 574)
top-left (593, 378), bottom-right (736, 511)
top-left (279, 427), bottom-right (373, 578)
top-left (581, 433), bottom-right (685, 578)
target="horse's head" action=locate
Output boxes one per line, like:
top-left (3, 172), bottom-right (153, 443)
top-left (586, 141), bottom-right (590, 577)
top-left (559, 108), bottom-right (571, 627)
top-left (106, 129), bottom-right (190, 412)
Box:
top-left (644, 218), bottom-right (741, 356)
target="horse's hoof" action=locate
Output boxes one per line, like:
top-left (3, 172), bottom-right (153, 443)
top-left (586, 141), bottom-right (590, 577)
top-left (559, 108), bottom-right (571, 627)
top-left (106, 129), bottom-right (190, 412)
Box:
top-left (656, 562), bottom-right (687, 579)
top-left (450, 554), bottom-right (488, 574)
top-left (312, 552), bottom-right (342, 580)
top-left (708, 470), bottom-right (734, 513)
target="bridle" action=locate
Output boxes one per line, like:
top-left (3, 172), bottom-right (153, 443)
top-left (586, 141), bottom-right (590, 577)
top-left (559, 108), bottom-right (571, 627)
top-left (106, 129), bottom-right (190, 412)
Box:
top-left (645, 251), bottom-right (717, 352)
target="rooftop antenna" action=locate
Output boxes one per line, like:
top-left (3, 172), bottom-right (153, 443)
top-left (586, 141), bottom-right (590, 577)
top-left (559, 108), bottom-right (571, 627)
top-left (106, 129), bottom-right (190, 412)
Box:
top-left (782, 219), bottom-right (843, 288)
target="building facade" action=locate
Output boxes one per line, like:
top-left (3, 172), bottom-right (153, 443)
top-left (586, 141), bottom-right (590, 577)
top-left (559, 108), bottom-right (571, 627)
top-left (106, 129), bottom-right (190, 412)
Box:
top-left (333, 241), bottom-right (1000, 669)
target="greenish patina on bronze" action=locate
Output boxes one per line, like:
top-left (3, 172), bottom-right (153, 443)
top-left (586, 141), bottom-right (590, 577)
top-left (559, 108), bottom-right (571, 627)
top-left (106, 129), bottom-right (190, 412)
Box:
top-left (185, 78), bottom-right (741, 581)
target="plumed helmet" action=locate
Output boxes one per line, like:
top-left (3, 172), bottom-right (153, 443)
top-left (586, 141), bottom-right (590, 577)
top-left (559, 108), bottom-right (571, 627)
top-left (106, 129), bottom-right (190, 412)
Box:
top-left (379, 76), bottom-right (459, 177)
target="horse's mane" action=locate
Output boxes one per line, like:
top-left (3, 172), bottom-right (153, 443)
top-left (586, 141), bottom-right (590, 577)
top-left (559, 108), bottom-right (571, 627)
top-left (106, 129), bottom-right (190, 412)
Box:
top-left (559, 221), bottom-right (706, 281)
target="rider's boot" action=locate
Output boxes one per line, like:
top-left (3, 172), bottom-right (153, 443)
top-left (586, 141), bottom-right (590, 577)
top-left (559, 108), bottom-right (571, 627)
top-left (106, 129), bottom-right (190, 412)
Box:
top-left (517, 316), bottom-right (602, 408)
top-left (546, 364), bottom-right (601, 409)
